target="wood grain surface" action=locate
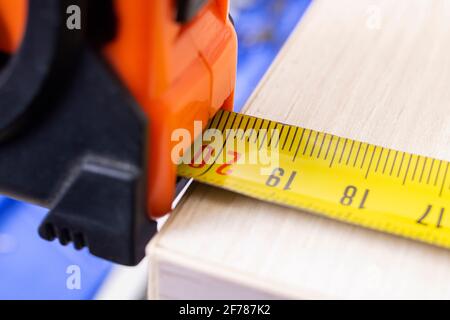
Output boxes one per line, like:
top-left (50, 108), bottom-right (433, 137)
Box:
top-left (148, 0), bottom-right (450, 299)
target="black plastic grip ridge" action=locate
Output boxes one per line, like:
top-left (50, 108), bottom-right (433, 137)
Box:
top-left (0, 0), bottom-right (156, 265)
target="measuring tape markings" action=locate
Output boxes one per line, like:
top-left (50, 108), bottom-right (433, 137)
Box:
top-left (178, 110), bottom-right (450, 249)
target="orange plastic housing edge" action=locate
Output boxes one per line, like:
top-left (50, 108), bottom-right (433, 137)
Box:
top-left (0, 0), bottom-right (237, 218)
top-left (103, 0), bottom-right (237, 217)
top-left (0, 0), bottom-right (26, 53)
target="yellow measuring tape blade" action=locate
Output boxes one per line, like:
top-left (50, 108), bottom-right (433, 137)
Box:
top-left (177, 110), bottom-right (450, 249)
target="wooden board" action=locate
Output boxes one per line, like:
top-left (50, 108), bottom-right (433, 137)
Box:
top-left (148, 0), bottom-right (450, 299)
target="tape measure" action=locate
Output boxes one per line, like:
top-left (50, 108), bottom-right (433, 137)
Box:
top-left (177, 110), bottom-right (450, 249)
